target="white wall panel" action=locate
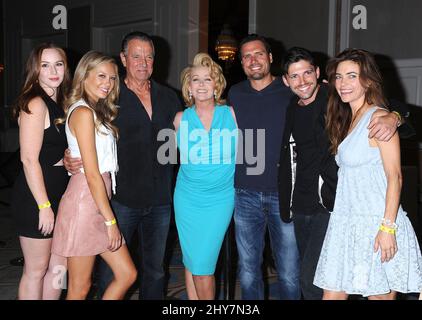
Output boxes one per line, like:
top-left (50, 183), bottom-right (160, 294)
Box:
top-left (153, 0), bottom-right (189, 89)
top-left (394, 59), bottom-right (422, 107)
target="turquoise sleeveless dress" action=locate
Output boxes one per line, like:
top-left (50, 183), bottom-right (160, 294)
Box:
top-left (174, 105), bottom-right (237, 275)
top-left (314, 107), bottom-right (422, 296)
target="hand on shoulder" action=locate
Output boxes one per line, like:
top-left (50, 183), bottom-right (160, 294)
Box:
top-left (368, 108), bottom-right (397, 142)
top-left (372, 108), bottom-right (389, 118)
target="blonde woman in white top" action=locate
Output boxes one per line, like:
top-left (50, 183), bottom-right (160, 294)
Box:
top-left (52, 51), bottom-right (137, 300)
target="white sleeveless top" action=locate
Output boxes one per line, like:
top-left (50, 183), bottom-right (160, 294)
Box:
top-left (66, 99), bottom-right (118, 194)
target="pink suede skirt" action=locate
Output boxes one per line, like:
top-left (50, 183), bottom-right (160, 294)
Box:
top-left (52, 172), bottom-right (117, 257)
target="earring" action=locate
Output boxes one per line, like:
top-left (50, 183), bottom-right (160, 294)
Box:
top-left (188, 91), bottom-right (192, 100)
top-left (214, 91), bottom-right (217, 99)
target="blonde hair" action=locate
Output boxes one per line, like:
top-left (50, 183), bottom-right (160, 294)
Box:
top-left (56, 51), bottom-right (120, 138)
top-left (180, 53), bottom-right (226, 106)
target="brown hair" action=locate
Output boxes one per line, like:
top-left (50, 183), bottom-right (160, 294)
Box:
top-left (326, 48), bottom-right (388, 154)
top-left (180, 53), bottom-right (226, 106)
top-left (13, 43), bottom-right (71, 118)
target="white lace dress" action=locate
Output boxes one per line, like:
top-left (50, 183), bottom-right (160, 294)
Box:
top-left (313, 107), bottom-right (422, 296)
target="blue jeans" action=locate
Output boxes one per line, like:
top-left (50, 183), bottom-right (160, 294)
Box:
top-left (96, 200), bottom-right (171, 299)
top-left (234, 189), bottom-right (301, 300)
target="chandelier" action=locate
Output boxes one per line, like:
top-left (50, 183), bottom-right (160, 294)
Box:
top-left (215, 24), bottom-right (237, 61)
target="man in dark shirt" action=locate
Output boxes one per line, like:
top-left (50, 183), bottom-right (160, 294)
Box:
top-left (227, 34), bottom-right (301, 300)
top-left (279, 47), bottom-right (404, 299)
top-left (65, 32), bottom-right (181, 299)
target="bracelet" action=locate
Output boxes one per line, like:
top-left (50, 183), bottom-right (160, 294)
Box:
top-left (391, 111), bottom-right (402, 127)
top-left (104, 218), bottom-right (117, 226)
top-left (381, 218), bottom-right (398, 230)
top-left (379, 224), bottom-right (396, 235)
top-left (38, 200), bottom-right (51, 210)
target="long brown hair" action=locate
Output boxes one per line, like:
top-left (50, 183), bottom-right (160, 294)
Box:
top-left (57, 51), bottom-right (119, 138)
top-left (326, 48), bottom-right (388, 154)
top-left (13, 43), bottom-right (71, 118)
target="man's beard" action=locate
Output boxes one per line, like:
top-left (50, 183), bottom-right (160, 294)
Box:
top-left (249, 72), bottom-right (266, 80)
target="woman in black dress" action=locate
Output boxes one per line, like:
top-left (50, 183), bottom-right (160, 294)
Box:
top-left (11, 43), bottom-right (71, 299)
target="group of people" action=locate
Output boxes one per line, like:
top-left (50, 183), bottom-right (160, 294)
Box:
top-left (10, 30), bottom-right (422, 300)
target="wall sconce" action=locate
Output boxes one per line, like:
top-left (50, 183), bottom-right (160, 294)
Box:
top-left (0, 64), bottom-right (4, 73)
top-left (215, 24), bottom-right (237, 62)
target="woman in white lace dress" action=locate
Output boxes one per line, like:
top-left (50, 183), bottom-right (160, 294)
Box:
top-left (313, 48), bottom-right (422, 300)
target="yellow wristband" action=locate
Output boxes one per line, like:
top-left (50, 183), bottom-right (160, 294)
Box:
top-left (38, 201), bottom-right (51, 210)
top-left (379, 224), bottom-right (396, 235)
top-left (104, 218), bottom-right (117, 226)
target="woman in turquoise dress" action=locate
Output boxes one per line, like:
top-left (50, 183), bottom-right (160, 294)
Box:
top-left (173, 53), bottom-right (237, 300)
top-left (314, 48), bottom-right (422, 299)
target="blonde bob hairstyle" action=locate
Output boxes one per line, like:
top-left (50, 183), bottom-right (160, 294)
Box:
top-left (180, 53), bottom-right (226, 106)
top-left (57, 50), bottom-right (120, 138)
